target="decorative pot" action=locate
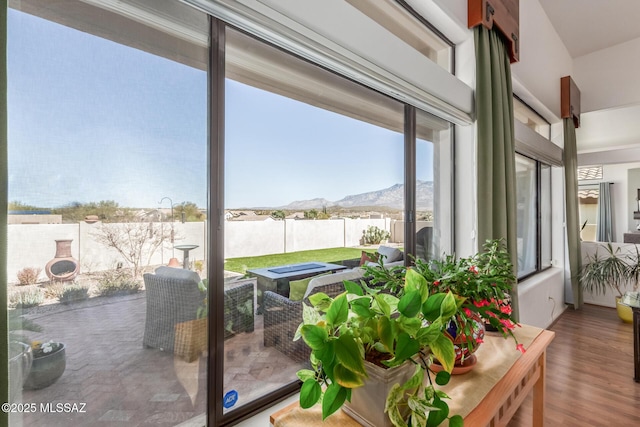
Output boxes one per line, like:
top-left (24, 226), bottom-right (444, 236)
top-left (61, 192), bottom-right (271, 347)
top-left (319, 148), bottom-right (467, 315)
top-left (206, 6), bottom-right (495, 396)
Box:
top-left (446, 313), bottom-right (486, 364)
top-left (45, 240), bottom-right (79, 282)
top-left (616, 297), bottom-right (633, 323)
top-left (9, 342), bottom-right (32, 402)
top-left (23, 343), bottom-right (66, 390)
top-left (342, 359), bottom-right (415, 427)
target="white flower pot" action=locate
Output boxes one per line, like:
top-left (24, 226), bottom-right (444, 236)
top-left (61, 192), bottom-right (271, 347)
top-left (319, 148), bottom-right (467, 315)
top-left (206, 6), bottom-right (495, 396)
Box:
top-left (343, 359), bottom-right (415, 427)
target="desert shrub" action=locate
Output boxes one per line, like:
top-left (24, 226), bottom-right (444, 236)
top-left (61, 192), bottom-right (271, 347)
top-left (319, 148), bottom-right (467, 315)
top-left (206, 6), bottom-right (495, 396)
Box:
top-left (361, 225), bottom-right (390, 245)
top-left (16, 267), bottom-right (42, 286)
top-left (59, 283), bottom-right (90, 304)
top-left (96, 269), bottom-right (141, 297)
top-left (43, 282), bottom-right (65, 300)
top-left (9, 287), bottom-right (45, 308)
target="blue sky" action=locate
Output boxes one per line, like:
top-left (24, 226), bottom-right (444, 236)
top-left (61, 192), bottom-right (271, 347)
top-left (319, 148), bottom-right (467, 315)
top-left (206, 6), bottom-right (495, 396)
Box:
top-left (8, 9), bottom-right (433, 210)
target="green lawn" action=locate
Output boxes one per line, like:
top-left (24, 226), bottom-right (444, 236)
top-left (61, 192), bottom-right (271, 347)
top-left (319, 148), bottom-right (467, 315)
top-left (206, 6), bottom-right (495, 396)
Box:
top-left (224, 247), bottom-right (375, 273)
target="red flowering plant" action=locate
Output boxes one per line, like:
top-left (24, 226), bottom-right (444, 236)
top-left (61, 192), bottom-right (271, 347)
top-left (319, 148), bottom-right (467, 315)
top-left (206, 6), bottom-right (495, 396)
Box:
top-left (364, 239), bottom-right (523, 359)
top-left (413, 239), bottom-right (522, 356)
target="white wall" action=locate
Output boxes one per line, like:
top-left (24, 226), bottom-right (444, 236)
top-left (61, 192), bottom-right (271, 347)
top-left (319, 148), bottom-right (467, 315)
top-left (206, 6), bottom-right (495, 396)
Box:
top-left (511, 0), bottom-right (573, 120)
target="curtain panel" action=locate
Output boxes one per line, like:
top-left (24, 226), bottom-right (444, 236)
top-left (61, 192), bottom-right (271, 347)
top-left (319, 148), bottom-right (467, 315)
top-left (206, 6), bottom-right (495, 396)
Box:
top-left (596, 182), bottom-right (613, 242)
top-left (564, 118), bottom-right (583, 308)
top-left (1, 0), bottom-right (9, 419)
top-left (474, 26), bottom-right (519, 320)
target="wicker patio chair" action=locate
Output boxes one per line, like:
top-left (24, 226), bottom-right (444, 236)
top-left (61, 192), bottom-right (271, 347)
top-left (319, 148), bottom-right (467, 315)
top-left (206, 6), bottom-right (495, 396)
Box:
top-left (143, 266), bottom-right (203, 352)
top-left (263, 268), bottom-right (366, 362)
top-left (143, 268), bottom-right (256, 357)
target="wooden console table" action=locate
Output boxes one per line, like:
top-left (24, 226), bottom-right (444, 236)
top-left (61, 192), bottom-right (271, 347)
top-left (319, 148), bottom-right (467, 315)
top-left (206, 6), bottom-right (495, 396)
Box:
top-left (271, 326), bottom-right (555, 427)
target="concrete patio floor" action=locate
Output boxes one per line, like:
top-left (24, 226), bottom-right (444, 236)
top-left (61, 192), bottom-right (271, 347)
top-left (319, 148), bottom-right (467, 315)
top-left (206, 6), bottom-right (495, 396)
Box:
top-left (12, 292), bottom-right (302, 426)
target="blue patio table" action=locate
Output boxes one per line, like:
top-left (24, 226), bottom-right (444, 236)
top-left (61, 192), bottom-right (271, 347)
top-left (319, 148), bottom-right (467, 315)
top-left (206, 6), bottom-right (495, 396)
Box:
top-left (620, 291), bottom-right (640, 382)
top-left (248, 261), bottom-right (347, 314)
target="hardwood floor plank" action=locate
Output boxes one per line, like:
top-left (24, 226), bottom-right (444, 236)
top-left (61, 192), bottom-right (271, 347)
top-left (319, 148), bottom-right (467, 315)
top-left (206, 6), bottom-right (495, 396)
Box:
top-left (507, 304), bottom-right (640, 426)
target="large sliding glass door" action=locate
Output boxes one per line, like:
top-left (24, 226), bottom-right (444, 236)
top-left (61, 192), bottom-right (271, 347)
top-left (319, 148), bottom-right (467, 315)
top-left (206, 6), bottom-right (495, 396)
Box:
top-left (7, 2), bottom-right (209, 425)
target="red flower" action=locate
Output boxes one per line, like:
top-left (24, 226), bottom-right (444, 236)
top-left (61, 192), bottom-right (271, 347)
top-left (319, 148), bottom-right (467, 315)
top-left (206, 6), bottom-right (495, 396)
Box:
top-left (433, 280), bottom-right (440, 286)
top-left (500, 318), bottom-right (516, 330)
top-left (463, 307), bottom-right (472, 317)
top-left (516, 343), bottom-right (526, 354)
top-left (499, 305), bottom-right (512, 315)
top-left (469, 265), bottom-right (479, 274)
top-left (476, 337), bottom-right (484, 344)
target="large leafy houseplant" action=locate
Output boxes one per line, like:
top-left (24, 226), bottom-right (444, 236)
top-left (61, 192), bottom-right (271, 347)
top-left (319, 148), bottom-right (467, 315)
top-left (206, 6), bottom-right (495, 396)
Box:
top-left (295, 269), bottom-right (463, 427)
top-left (581, 243), bottom-right (640, 299)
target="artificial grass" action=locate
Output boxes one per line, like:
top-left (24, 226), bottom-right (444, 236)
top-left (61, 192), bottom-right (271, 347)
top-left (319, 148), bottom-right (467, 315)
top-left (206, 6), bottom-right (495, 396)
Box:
top-left (224, 247), bottom-right (375, 273)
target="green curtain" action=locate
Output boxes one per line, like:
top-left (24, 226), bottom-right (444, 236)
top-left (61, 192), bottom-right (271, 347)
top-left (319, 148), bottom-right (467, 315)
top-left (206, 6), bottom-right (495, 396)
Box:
top-left (474, 26), bottom-right (519, 320)
top-left (564, 117), bottom-right (583, 309)
top-left (1, 0), bottom-right (8, 419)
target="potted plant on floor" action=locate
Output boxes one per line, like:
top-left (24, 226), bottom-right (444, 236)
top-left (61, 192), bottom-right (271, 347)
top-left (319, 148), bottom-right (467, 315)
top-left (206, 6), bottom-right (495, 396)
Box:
top-left (23, 340), bottom-right (66, 390)
top-left (581, 243), bottom-right (640, 322)
top-left (295, 269), bottom-right (462, 427)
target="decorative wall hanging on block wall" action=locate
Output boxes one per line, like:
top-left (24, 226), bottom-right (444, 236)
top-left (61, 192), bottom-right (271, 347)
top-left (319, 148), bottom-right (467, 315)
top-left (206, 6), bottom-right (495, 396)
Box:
top-left (561, 75), bottom-right (581, 128)
top-left (468, 0), bottom-right (520, 63)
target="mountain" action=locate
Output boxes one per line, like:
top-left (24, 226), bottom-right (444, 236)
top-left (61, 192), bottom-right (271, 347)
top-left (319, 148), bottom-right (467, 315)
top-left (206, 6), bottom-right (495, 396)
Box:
top-left (280, 181), bottom-right (433, 210)
top-left (281, 198), bottom-right (335, 210)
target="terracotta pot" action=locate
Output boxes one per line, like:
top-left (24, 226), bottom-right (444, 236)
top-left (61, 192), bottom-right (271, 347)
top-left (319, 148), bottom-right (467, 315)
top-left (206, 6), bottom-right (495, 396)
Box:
top-left (45, 240), bottom-right (79, 282)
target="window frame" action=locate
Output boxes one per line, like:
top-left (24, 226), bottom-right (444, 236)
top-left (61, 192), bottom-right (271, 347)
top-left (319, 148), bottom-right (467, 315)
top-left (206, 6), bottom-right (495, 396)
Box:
top-left (211, 19), bottom-right (455, 426)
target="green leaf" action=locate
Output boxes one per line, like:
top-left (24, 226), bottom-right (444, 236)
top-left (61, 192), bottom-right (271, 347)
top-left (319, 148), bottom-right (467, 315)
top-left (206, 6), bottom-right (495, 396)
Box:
top-left (373, 294), bottom-right (391, 317)
top-left (399, 316), bottom-right (422, 335)
top-left (322, 383), bottom-right (348, 420)
top-left (315, 340), bottom-right (335, 370)
top-left (302, 302), bottom-right (321, 325)
top-left (378, 316), bottom-right (394, 352)
top-left (343, 280), bottom-right (363, 296)
top-left (309, 292), bottom-right (332, 310)
top-left (439, 292), bottom-right (457, 320)
top-left (387, 405), bottom-right (409, 427)
top-left (335, 334), bottom-right (367, 376)
top-left (429, 335), bottom-right (455, 373)
top-left (398, 290), bottom-right (422, 318)
top-left (351, 297), bottom-right (374, 318)
top-left (326, 294), bottom-right (348, 327)
top-left (301, 325), bottom-right (328, 351)
top-left (449, 414), bottom-right (464, 427)
top-left (300, 379), bottom-right (322, 409)
top-left (435, 371), bottom-right (450, 386)
top-left (406, 268), bottom-right (429, 301)
top-left (426, 396), bottom-right (449, 427)
top-left (416, 320), bottom-right (443, 346)
top-left (296, 369), bottom-right (316, 382)
top-left (334, 363), bottom-right (366, 388)
top-left (422, 293), bottom-right (445, 322)
top-left (392, 332), bottom-right (420, 363)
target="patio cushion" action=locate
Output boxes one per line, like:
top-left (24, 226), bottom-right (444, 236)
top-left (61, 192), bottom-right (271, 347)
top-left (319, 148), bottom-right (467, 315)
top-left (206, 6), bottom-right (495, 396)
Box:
top-left (289, 273), bottom-right (329, 301)
top-left (378, 245), bottom-right (403, 263)
top-left (303, 268), bottom-right (365, 300)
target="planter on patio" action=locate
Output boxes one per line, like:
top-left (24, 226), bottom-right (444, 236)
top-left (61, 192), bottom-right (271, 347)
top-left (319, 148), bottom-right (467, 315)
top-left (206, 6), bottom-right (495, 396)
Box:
top-left (175, 318), bottom-right (207, 362)
top-left (24, 342), bottom-right (66, 390)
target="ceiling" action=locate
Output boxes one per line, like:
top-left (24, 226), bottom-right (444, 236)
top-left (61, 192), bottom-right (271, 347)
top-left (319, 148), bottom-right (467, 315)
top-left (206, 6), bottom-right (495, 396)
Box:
top-left (538, 0), bottom-right (640, 160)
top-left (538, 0), bottom-right (640, 58)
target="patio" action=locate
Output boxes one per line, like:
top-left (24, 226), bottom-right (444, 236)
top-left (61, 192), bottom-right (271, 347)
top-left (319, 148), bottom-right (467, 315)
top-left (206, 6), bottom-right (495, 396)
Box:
top-left (13, 291), bottom-right (302, 426)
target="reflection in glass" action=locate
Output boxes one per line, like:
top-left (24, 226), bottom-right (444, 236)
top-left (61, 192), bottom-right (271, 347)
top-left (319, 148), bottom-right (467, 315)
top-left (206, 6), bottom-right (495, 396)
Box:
top-left (516, 155), bottom-right (537, 277)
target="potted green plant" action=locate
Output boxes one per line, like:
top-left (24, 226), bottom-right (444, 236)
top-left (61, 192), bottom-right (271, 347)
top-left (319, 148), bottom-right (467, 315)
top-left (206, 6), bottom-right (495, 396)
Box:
top-left (581, 243), bottom-right (640, 322)
top-left (295, 269), bottom-right (463, 427)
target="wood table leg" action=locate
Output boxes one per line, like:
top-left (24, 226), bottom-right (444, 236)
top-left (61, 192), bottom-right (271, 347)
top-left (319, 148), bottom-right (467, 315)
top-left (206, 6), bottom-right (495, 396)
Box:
top-left (532, 351), bottom-right (546, 427)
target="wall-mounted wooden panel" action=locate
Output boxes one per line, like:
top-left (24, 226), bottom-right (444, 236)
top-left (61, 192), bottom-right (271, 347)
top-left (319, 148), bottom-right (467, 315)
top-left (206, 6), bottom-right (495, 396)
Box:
top-left (468, 0), bottom-right (519, 63)
top-left (561, 76), bottom-right (581, 128)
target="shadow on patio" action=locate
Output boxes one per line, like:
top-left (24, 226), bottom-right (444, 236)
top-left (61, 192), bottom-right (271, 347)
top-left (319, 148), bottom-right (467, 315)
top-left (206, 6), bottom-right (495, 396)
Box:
top-left (13, 291), bottom-right (301, 426)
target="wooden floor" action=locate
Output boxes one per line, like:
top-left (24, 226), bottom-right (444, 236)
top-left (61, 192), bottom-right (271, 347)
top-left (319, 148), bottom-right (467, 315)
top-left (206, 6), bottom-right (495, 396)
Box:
top-left (508, 304), bottom-right (640, 426)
